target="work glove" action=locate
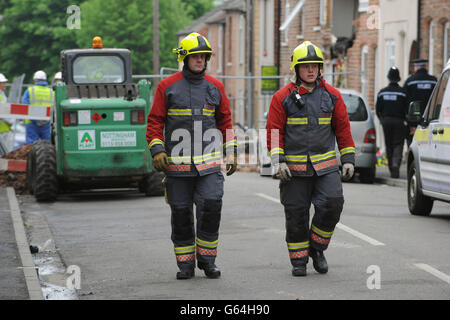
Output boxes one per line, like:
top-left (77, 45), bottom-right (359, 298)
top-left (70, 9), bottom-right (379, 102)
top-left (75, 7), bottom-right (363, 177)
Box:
top-left (153, 152), bottom-right (169, 172)
top-left (226, 153), bottom-right (237, 176)
top-left (275, 162), bottom-right (292, 182)
top-left (341, 163), bottom-right (354, 181)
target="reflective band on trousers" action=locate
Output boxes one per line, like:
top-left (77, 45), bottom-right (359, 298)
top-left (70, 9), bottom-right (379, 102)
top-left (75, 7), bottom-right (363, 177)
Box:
top-left (311, 225), bottom-right (333, 239)
top-left (174, 245), bottom-right (196, 262)
top-left (196, 237), bottom-right (218, 248)
top-left (196, 238), bottom-right (218, 256)
top-left (287, 241), bottom-right (309, 250)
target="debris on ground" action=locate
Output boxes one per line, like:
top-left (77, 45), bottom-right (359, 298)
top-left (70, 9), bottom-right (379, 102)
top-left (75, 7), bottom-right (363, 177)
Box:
top-left (2, 144), bottom-right (32, 160)
top-left (0, 144), bottom-right (31, 194)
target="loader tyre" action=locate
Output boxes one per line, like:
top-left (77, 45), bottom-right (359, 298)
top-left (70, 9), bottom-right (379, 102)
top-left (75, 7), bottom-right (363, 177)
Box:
top-left (33, 140), bottom-right (58, 202)
top-left (140, 171), bottom-right (165, 196)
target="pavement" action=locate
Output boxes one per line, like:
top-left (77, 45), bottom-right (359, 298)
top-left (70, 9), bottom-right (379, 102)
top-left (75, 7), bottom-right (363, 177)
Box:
top-left (0, 164), bottom-right (408, 300)
top-left (0, 187), bottom-right (29, 299)
top-left (373, 164), bottom-right (408, 188)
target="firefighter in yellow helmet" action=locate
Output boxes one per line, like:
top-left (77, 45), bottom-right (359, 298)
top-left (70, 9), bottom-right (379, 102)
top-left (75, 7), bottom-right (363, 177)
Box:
top-left (146, 32), bottom-right (237, 280)
top-left (266, 41), bottom-right (355, 276)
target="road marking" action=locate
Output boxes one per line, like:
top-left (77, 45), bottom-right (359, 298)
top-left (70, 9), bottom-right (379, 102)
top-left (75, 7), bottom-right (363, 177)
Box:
top-left (414, 263), bottom-right (450, 285)
top-left (255, 193), bottom-right (280, 204)
top-left (335, 223), bottom-right (385, 246)
top-left (255, 193), bottom-right (386, 247)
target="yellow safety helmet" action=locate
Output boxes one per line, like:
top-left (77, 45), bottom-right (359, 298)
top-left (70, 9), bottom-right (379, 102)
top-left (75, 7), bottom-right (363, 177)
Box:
top-left (173, 32), bottom-right (213, 62)
top-left (290, 41), bottom-right (324, 70)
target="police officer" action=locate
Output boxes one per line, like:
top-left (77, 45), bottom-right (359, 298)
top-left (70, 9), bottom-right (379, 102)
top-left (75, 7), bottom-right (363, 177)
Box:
top-left (403, 58), bottom-right (437, 146)
top-left (146, 33), bottom-right (237, 280)
top-left (266, 41), bottom-right (355, 276)
top-left (22, 70), bottom-right (53, 145)
top-left (376, 67), bottom-right (408, 178)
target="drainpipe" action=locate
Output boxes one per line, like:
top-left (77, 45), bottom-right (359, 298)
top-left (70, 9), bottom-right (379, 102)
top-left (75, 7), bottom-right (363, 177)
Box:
top-left (248, 0), bottom-right (254, 128)
top-left (276, 0), bottom-right (281, 90)
top-left (417, 0), bottom-right (421, 57)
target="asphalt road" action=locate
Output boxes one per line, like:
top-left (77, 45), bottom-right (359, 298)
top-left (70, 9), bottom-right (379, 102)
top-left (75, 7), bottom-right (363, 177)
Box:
top-left (18, 172), bottom-right (450, 300)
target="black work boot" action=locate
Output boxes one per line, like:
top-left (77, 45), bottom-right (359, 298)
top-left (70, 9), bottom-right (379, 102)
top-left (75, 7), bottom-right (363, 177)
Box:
top-left (390, 167), bottom-right (400, 179)
top-left (198, 262), bottom-right (221, 279)
top-left (292, 265), bottom-right (307, 277)
top-left (176, 267), bottom-right (195, 280)
top-left (309, 247), bottom-right (328, 274)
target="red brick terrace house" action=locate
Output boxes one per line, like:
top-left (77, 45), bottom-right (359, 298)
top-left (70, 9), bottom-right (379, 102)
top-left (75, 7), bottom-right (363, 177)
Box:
top-left (175, 0), bottom-right (448, 125)
top-left (419, 0), bottom-right (450, 77)
top-left (176, 0), bottom-right (248, 126)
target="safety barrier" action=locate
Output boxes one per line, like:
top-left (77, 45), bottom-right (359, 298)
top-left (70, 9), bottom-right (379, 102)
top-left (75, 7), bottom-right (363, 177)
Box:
top-left (0, 102), bottom-right (51, 121)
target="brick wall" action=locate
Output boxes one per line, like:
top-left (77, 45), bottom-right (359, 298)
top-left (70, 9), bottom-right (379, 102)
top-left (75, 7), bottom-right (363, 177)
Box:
top-left (347, 0), bottom-right (379, 109)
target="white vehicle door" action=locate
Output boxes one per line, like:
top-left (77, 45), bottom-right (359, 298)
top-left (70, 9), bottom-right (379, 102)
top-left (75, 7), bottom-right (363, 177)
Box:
top-left (420, 69), bottom-right (450, 194)
top-left (434, 70), bottom-right (450, 195)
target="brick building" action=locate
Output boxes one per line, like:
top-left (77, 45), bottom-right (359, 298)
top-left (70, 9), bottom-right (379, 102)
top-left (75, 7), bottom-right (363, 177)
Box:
top-left (175, 0), bottom-right (449, 126)
top-left (419, 0), bottom-right (450, 77)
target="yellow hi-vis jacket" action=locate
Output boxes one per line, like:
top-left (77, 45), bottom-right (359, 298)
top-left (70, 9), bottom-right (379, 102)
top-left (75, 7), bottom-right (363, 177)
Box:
top-left (0, 91), bottom-right (11, 133)
top-left (24, 85), bottom-right (53, 125)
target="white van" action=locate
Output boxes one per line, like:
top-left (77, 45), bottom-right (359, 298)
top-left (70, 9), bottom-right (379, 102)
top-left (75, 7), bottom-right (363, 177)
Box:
top-left (407, 59), bottom-right (450, 216)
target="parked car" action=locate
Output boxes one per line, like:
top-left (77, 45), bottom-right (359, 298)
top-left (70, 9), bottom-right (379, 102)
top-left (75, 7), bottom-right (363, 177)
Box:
top-left (338, 89), bottom-right (377, 183)
top-left (258, 89), bottom-right (377, 183)
top-left (406, 59), bottom-right (450, 216)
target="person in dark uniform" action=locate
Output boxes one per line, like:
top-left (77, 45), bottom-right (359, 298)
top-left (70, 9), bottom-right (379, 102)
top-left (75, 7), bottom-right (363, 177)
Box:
top-left (376, 67), bottom-right (408, 178)
top-left (403, 58), bottom-right (437, 146)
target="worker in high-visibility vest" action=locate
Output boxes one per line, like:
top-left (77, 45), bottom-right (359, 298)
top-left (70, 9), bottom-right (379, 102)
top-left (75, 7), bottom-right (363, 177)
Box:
top-left (22, 70), bottom-right (53, 145)
top-left (0, 73), bottom-right (14, 151)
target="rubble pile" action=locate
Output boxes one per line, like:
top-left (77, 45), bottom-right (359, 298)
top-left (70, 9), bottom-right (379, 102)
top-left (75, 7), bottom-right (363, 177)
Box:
top-left (3, 144), bottom-right (32, 160)
top-left (0, 144), bottom-right (31, 195)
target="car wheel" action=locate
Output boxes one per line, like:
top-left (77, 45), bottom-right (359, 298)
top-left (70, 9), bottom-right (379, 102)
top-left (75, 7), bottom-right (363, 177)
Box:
top-left (407, 161), bottom-right (433, 216)
top-left (359, 167), bottom-right (375, 184)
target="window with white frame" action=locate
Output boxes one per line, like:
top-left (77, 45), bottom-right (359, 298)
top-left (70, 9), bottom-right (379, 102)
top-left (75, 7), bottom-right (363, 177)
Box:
top-left (283, 0), bottom-right (290, 45)
top-left (320, 0), bottom-right (327, 26)
top-left (358, 0), bottom-right (369, 12)
top-left (260, 0), bottom-right (274, 65)
top-left (444, 22), bottom-right (450, 65)
top-left (361, 45), bottom-right (368, 99)
top-left (239, 15), bottom-right (245, 66)
top-left (298, 7), bottom-right (304, 39)
top-left (385, 40), bottom-right (395, 77)
top-left (429, 20), bottom-right (434, 75)
top-left (217, 24), bottom-right (223, 74)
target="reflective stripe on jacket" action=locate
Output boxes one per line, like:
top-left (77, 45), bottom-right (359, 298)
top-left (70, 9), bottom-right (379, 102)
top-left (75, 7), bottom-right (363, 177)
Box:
top-left (146, 69), bottom-right (237, 177)
top-left (266, 79), bottom-right (355, 177)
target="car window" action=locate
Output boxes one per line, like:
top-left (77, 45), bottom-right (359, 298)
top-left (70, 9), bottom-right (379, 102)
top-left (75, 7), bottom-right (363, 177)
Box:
top-left (341, 94), bottom-right (368, 121)
top-left (426, 69), bottom-right (449, 122)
